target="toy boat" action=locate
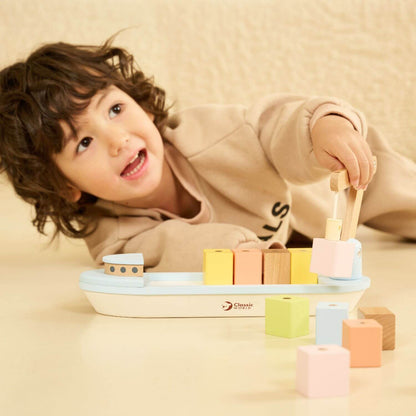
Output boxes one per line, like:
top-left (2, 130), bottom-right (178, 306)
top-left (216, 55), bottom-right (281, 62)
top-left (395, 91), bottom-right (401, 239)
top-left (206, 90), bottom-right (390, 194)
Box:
top-left (79, 270), bottom-right (370, 317)
top-left (79, 165), bottom-right (373, 318)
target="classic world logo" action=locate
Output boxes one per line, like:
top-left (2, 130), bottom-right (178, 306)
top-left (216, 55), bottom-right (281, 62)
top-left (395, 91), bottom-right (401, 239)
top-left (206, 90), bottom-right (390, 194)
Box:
top-left (221, 301), bottom-right (254, 311)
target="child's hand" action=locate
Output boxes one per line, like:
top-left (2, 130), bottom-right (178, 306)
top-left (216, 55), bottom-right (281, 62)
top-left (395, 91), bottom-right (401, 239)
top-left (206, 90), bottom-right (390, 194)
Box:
top-left (311, 115), bottom-right (376, 189)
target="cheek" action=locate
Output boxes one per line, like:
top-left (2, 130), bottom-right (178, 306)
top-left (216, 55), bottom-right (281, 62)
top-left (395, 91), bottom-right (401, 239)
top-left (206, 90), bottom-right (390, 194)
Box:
top-left (78, 165), bottom-right (115, 190)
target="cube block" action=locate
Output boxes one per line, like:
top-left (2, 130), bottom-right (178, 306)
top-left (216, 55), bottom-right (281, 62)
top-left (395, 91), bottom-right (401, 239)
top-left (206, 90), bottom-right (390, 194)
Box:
top-left (203, 249), bottom-right (233, 285)
top-left (288, 248), bottom-right (318, 284)
top-left (262, 249), bottom-right (291, 284)
top-left (310, 238), bottom-right (355, 278)
top-left (265, 296), bottom-right (309, 338)
top-left (232, 249), bottom-right (262, 285)
top-left (342, 319), bottom-right (382, 367)
top-left (296, 345), bottom-right (350, 398)
top-left (315, 302), bottom-right (349, 345)
top-left (358, 307), bottom-right (395, 350)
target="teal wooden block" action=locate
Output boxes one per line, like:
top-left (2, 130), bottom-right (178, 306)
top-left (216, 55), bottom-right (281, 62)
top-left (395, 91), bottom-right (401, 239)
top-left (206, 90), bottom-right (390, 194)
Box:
top-left (265, 296), bottom-right (309, 338)
top-left (315, 302), bottom-right (349, 345)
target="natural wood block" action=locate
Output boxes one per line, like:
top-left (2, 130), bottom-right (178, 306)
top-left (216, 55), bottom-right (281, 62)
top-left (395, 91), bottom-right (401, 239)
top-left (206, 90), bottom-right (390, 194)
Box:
top-left (288, 248), bottom-right (318, 284)
top-left (265, 296), bottom-right (309, 338)
top-left (262, 249), bottom-right (290, 284)
top-left (232, 249), bottom-right (262, 285)
top-left (342, 319), bottom-right (382, 367)
top-left (358, 307), bottom-right (396, 350)
top-left (203, 249), bottom-right (233, 285)
top-left (330, 169), bottom-right (351, 192)
top-left (296, 345), bottom-right (350, 398)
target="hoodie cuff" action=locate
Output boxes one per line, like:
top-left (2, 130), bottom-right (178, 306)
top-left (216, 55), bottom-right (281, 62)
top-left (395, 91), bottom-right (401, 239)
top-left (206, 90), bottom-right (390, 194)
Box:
top-left (309, 103), bottom-right (366, 136)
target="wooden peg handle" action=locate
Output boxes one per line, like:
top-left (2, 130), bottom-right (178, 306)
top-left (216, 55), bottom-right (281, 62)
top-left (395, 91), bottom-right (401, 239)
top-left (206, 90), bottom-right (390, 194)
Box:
top-left (341, 188), bottom-right (363, 240)
top-left (329, 157), bottom-right (377, 240)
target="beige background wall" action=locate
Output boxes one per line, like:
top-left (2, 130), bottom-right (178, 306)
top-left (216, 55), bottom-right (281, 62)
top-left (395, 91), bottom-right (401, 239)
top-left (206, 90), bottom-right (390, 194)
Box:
top-left (1, 0), bottom-right (416, 159)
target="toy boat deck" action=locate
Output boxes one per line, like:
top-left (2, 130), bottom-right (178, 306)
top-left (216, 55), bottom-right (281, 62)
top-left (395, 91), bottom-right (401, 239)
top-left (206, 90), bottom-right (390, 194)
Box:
top-left (79, 270), bottom-right (370, 318)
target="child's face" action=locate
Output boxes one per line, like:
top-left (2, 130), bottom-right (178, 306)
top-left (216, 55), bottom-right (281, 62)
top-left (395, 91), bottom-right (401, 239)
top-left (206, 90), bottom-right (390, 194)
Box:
top-left (54, 86), bottom-right (165, 206)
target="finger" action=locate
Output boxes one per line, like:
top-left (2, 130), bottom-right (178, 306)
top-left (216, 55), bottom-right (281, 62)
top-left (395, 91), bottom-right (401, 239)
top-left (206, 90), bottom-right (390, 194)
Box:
top-left (331, 142), bottom-right (361, 188)
top-left (341, 153), bottom-right (361, 189)
top-left (316, 151), bottom-right (345, 172)
top-left (362, 142), bottom-right (376, 185)
top-left (352, 147), bottom-right (370, 189)
top-left (357, 157), bottom-right (370, 189)
top-left (351, 140), bottom-right (374, 189)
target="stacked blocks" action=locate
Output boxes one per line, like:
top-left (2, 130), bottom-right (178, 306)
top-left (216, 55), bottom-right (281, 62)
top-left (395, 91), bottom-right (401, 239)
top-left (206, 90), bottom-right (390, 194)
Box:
top-left (203, 247), bottom-right (316, 286)
top-left (203, 249), bottom-right (233, 285)
top-left (288, 248), bottom-right (318, 284)
top-left (309, 213), bottom-right (363, 280)
top-left (296, 345), bottom-right (350, 398)
top-left (265, 296), bottom-right (309, 338)
top-left (342, 319), bottom-right (382, 367)
top-left (232, 249), bottom-right (262, 285)
top-left (358, 307), bottom-right (395, 350)
top-left (315, 302), bottom-right (349, 345)
top-left (262, 249), bottom-right (291, 284)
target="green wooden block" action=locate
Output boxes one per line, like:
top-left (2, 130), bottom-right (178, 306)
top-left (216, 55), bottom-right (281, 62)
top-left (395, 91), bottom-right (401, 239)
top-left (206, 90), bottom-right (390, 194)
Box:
top-left (265, 296), bottom-right (310, 338)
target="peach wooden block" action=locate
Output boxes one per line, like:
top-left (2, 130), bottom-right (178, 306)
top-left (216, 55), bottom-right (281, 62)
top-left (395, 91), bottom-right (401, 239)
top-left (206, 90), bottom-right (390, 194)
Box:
top-left (310, 238), bottom-right (355, 278)
top-left (232, 249), bottom-right (262, 285)
top-left (358, 307), bottom-right (396, 350)
top-left (296, 345), bottom-right (350, 398)
top-left (262, 249), bottom-right (291, 284)
top-left (342, 319), bottom-right (382, 367)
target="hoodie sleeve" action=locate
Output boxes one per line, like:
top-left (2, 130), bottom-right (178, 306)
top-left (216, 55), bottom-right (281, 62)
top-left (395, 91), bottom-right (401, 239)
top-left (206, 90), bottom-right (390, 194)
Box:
top-left (244, 94), bottom-right (368, 184)
top-left (85, 215), bottom-right (282, 272)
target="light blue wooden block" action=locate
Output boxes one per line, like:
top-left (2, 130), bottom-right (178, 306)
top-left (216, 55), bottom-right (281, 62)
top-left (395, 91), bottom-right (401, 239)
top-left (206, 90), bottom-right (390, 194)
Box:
top-left (315, 302), bottom-right (349, 345)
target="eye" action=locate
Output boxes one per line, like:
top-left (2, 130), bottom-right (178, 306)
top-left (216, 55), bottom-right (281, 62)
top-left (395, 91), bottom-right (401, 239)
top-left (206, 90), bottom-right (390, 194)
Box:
top-left (109, 104), bottom-right (122, 119)
top-left (77, 136), bottom-right (93, 153)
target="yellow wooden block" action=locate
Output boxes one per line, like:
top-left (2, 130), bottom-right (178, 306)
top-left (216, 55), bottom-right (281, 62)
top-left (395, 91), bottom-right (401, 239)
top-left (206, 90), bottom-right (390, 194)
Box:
top-left (203, 249), bottom-right (234, 285)
top-left (288, 248), bottom-right (318, 284)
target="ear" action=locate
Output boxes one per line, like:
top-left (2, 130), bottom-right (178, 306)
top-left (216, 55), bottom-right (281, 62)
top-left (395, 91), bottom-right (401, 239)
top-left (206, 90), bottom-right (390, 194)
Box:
top-left (62, 182), bottom-right (82, 202)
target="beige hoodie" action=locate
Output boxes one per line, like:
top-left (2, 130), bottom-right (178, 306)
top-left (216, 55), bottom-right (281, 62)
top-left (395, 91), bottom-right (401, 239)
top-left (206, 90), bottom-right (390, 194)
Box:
top-left (84, 94), bottom-right (416, 271)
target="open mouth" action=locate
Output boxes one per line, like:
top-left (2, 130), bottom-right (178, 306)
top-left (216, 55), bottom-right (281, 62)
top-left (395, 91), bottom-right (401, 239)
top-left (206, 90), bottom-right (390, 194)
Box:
top-left (120, 150), bottom-right (147, 178)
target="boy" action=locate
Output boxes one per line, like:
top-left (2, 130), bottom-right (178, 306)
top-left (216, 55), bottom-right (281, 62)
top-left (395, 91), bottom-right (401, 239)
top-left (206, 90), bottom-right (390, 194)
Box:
top-left (0, 39), bottom-right (415, 271)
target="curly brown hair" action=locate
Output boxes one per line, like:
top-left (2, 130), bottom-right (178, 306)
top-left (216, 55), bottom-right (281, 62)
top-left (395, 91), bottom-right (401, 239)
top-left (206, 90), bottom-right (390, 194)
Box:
top-left (0, 37), bottom-right (169, 239)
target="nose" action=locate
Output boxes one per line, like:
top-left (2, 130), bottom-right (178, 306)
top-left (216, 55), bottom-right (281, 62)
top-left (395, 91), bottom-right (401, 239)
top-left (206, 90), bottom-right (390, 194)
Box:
top-left (104, 127), bottom-right (129, 157)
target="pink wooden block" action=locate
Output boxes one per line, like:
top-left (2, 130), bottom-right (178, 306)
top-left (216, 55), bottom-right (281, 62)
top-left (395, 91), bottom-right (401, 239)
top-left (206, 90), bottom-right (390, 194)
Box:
top-left (310, 238), bottom-right (355, 278)
top-left (232, 249), bottom-right (262, 285)
top-left (296, 345), bottom-right (350, 398)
